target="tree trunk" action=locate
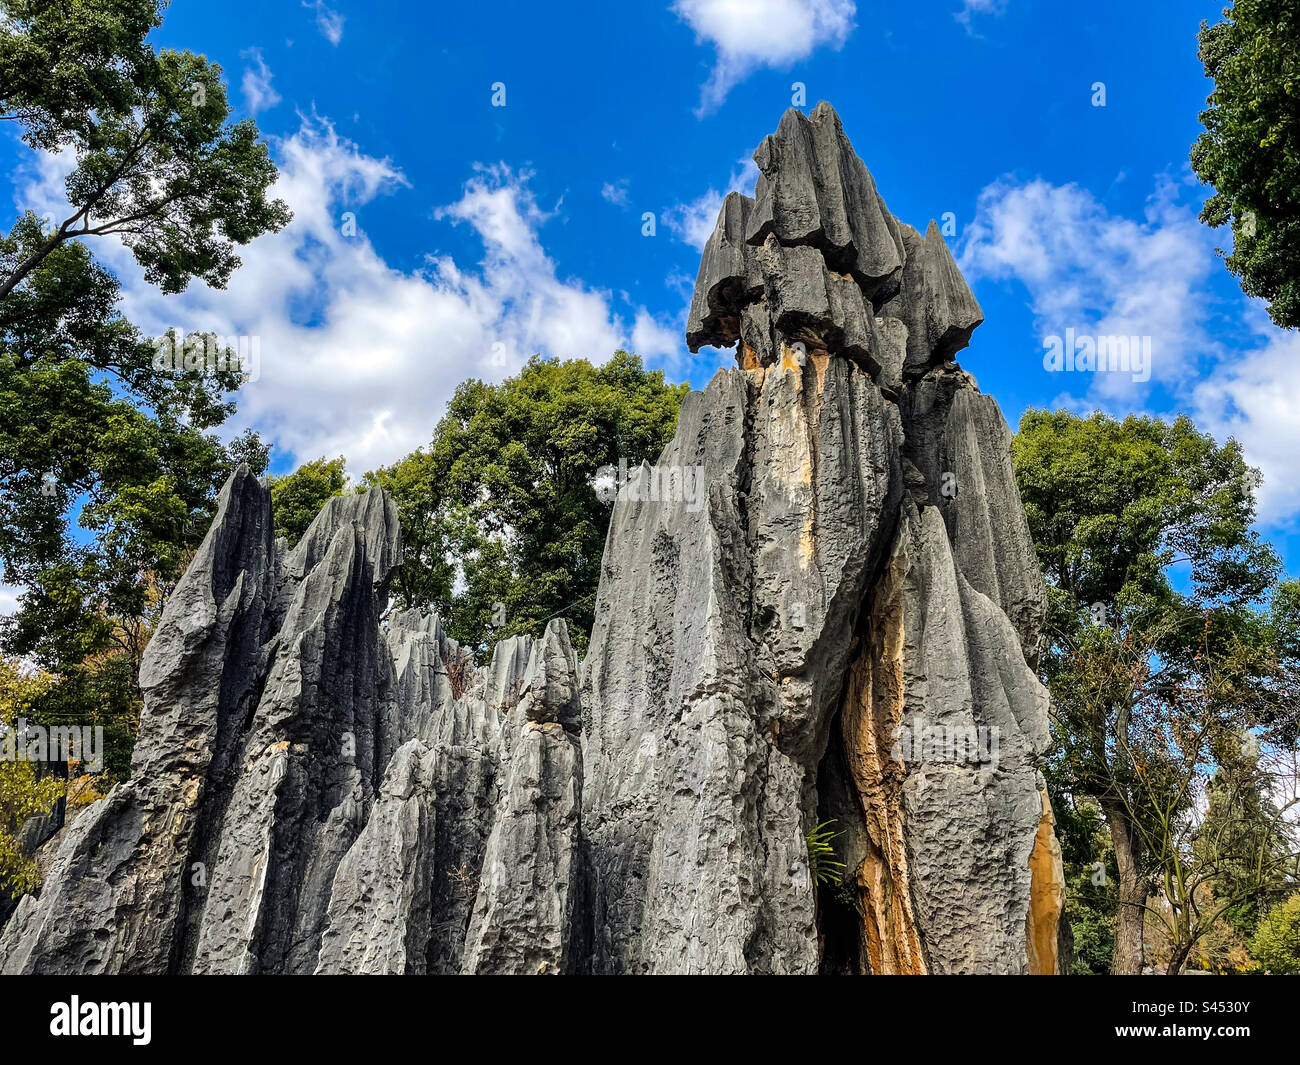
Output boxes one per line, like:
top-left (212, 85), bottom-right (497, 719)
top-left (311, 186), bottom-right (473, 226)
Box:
top-left (1165, 939), bottom-right (1193, 976)
top-left (1101, 797), bottom-right (1146, 975)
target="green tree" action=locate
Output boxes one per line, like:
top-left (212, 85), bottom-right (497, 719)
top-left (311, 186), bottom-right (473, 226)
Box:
top-left (358, 447), bottom-right (460, 611)
top-left (1012, 409), bottom-right (1292, 974)
top-left (0, 0), bottom-right (282, 783)
top-left (1250, 890), bottom-right (1300, 973)
top-left (269, 456), bottom-right (348, 547)
top-left (366, 351), bottom-right (687, 657)
top-left (0, 660), bottom-right (64, 895)
top-left (1196, 737), bottom-right (1298, 939)
top-left (1052, 794), bottom-right (1117, 975)
top-left (1191, 0), bottom-right (1300, 328)
top-left (0, 224), bottom-right (269, 674)
top-left (0, 0), bottom-right (291, 298)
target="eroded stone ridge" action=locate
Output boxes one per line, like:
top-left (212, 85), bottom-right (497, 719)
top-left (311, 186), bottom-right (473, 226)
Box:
top-left (0, 101), bottom-right (1060, 975)
top-left (0, 474), bottom-right (582, 975)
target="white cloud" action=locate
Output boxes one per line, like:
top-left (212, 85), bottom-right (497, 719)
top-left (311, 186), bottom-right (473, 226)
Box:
top-left (959, 174), bottom-right (1216, 402)
top-left (1193, 316), bottom-right (1300, 527)
top-left (959, 171), bottom-right (1300, 527)
top-left (664, 156), bottom-right (759, 251)
top-left (673, 0), bottom-right (856, 113)
top-left (303, 0), bottom-right (345, 46)
top-left (601, 179), bottom-right (630, 207)
top-left (17, 117), bottom-right (670, 477)
top-left (0, 583), bottom-right (20, 617)
top-left (240, 49), bottom-right (281, 115)
top-left (632, 309), bottom-right (685, 371)
top-left (955, 0), bottom-right (1008, 34)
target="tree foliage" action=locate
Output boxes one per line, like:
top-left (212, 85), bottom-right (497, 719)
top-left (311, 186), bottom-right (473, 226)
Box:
top-left (0, 217), bottom-right (269, 673)
top-left (1250, 890), bottom-right (1300, 973)
top-left (366, 351), bottom-right (687, 657)
top-left (0, 0), bottom-right (281, 789)
top-left (269, 456), bottom-right (348, 547)
top-left (0, 660), bottom-right (64, 895)
top-left (1053, 796), bottom-right (1117, 975)
top-left (0, 0), bottom-right (291, 298)
top-left (1013, 409), bottom-right (1298, 973)
top-left (1191, 0), bottom-right (1300, 328)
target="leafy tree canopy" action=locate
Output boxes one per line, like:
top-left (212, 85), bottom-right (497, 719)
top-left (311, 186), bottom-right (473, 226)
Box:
top-left (1013, 409), bottom-right (1296, 973)
top-left (0, 0), bottom-right (282, 782)
top-left (1250, 890), bottom-right (1300, 973)
top-left (366, 351), bottom-right (687, 657)
top-left (1191, 0), bottom-right (1300, 327)
top-left (269, 456), bottom-right (348, 546)
top-left (0, 0), bottom-right (291, 297)
top-left (0, 660), bottom-right (64, 895)
top-left (0, 215), bottom-right (269, 673)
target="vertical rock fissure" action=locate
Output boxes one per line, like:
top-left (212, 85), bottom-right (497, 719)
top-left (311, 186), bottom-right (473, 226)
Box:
top-left (171, 647), bottom-right (272, 974)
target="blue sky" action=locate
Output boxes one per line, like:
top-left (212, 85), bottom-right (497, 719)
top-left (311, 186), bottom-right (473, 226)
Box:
top-left (5, 0), bottom-right (1300, 600)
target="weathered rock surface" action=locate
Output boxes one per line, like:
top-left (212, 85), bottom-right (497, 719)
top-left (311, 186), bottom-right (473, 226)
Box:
top-left (0, 476), bottom-right (582, 975)
top-left (0, 101), bottom-right (1060, 975)
top-left (314, 739), bottom-right (439, 975)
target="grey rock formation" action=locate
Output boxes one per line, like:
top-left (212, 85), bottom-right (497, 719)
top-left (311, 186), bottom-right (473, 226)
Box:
top-left (461, 719), bottom-right (580, 975)
top-left (582, 100), bottom-right (1057, 975)
top-left (0, 476), bottom-right (583, 976)
top-left (0, 101), bottom-right (1060, 976)
top-left (315, 739), bottom-right (439, 975)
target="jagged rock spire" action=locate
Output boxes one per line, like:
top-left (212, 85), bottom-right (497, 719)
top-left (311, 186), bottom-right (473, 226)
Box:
top-left (584, 102), bottom-right (1059, 974)
top-left (687, 102), bottom-right (982, 388)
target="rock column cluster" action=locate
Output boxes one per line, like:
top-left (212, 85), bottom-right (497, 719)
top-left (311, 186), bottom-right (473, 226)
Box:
top-left (0, 102), bottom-right (1062, 975)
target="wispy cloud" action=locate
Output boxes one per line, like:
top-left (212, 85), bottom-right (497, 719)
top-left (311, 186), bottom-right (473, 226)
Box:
top-left (601, 179), bottom-right (631, 208)
top-left (960, 171), bottom-right (1300, 527)
top-left (673, 0), bottom-right (856, 114)
top-left (1193, 317), bottom-right (1300, 527)
top-left (303, 0), bottom-right (345, 46)
top-left (240, 49), bottom-right (281, 115)
top-left (960, 174), bottom-right (1215, 402)
top-left (955, 0), bottom-right (1008, 35)
top-left (664, 156), bottom-right (759, 251)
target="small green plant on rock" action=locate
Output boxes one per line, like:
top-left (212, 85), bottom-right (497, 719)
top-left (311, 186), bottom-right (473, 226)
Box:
top-left (806, 820), bottom-right (846, 885)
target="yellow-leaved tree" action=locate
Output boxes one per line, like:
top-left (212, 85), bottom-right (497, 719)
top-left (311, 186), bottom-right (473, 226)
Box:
top-left (0, 659), bottom-right (64, 894)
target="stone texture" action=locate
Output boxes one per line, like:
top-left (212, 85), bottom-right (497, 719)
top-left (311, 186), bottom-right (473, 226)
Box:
top-left (0, 474), bottom-right (585, 976)
top-left (314, 740), bottom-right (439, 975)
top-left (461, 720), bottom-right (581, 975)
top-left (838, 501), bottom-right (1050, 973)
top-left (900, 367), bottom-right (1047, 662)
top-left (883, 220), bottom-right (984, 376)
top-left (0, 466), bottom-right (277, 975)
top-left (747, 102), bottom-right (906, 298)
top-left (1027, 779), bottom-right (1066, 976)
top-left (581, 102), bottom-right (1058, 974)
top-left (686, 191), bottom-right (763, 352)
top-left (0, 101), bottom-right (1061, 976)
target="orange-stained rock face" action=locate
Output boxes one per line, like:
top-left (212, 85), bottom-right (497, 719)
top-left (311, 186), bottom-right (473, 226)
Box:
top-left (839, 578), bottom-right (927, 975)
top-left (821, 497), bottom-right (1059, 974)
top-left (1026, 789), bottom-right (1065, 975)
